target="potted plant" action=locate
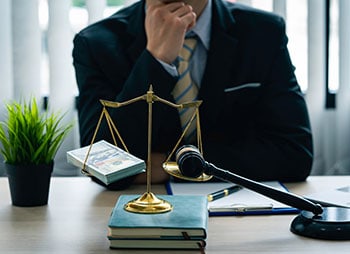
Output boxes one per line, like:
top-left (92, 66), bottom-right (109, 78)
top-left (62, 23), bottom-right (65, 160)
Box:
top-left (0, 98), bottom-right (73, 206)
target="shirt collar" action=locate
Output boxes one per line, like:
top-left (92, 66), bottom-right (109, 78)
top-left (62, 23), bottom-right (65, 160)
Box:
top-left (187, 0), bottom-right (212, 50)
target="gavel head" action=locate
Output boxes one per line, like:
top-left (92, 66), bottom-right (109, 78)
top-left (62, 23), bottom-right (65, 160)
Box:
top-left (176, 145), bottom-right (205, 178)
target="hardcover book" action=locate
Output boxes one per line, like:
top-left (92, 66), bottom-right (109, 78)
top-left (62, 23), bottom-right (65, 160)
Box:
top-left (107, 195), bottom-right (208, 249)
top-left (66, 140), bottom-right (145, 185)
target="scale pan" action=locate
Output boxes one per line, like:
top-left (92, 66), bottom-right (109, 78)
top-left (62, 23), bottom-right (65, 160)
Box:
top-left (163, 161), bottom-right (212, 182)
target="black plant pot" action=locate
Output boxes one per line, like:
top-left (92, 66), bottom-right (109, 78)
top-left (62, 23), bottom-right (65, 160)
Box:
top-left (5, 161), bottom-right (54, 207)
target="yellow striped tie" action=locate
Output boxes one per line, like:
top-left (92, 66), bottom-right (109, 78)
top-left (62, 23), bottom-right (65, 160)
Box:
top-left (172, 37), bottom-right (198, 142)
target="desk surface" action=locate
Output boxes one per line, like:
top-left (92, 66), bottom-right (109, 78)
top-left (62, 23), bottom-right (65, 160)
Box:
top-left (1, 176), bottom-right (349, 253)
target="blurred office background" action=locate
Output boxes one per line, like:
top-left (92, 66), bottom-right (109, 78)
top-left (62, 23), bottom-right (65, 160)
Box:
top-left (1, 0), bottom-right (349, 177)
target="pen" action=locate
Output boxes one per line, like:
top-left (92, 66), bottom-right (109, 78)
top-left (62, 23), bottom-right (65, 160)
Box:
top-left (207, 185), bottom-right (242, 202)
top-left (210, 203), bottom-right (273, 213)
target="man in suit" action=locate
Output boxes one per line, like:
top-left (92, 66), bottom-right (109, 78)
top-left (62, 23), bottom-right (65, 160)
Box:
top-left (72, 0), bottom-right (313, 189)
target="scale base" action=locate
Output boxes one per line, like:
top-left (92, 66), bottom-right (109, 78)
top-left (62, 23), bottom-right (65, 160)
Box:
top-left (290, 207), bottom-right (350, 240)
top-left (124, 192), bottom-right (173, 214)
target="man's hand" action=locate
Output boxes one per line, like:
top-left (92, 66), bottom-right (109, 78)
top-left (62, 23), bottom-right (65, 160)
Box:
top-left (145, 1), bottom-right (196, 64)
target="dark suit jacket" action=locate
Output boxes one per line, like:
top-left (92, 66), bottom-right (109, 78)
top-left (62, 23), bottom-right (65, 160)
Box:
top-left (72, 0), bottom-right (313, 185)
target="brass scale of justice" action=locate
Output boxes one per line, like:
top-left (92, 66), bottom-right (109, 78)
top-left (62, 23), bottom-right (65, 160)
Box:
top-left (81, 85), bottom-right (211, 214)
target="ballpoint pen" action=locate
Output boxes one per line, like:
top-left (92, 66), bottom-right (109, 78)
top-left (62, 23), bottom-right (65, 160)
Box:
top-left (207, 185), bottom-right (242, 202)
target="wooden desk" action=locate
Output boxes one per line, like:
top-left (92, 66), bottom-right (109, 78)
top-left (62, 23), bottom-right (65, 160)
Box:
top-left (0, 176), bottom-right (349, 253)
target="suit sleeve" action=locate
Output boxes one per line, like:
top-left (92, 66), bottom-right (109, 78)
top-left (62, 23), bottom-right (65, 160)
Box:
top-left (72, 32), bottom-right (178, 189)
top-left (73, 34), bottom-right (177, 152)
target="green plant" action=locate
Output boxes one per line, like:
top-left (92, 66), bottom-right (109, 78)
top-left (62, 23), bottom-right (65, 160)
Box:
top-left (0, 98), bottom-right (73, 165)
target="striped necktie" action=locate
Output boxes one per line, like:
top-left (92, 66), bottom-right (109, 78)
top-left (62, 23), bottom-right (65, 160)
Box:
top-left (172, 37), bottom-right (198, 142)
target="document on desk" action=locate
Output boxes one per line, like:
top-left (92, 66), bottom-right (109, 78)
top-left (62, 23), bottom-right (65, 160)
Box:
top-left (166, 181), bottom-right (299, 216)
top-left (304, 186), bottom-right (350, 208)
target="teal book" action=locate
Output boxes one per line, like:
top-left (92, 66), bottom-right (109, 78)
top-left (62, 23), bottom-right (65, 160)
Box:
top-left (107, 195), bottom-right (208, 240)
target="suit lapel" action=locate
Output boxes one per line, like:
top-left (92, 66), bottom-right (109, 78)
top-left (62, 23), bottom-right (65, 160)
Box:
top-left (125, 1), bottom-right (147, 62)
top-left (199, 0), bottom-right (239, 126)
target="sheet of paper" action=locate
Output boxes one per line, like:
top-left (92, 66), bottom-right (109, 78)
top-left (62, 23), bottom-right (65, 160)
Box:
top-left (304, 186), bottom-right (350, 208)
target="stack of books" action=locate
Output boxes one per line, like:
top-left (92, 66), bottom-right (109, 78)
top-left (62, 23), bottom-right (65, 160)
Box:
top-left (67, 140), bottom-right (146, 185)
top-left (107, 195), bottom-right (208, 250)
